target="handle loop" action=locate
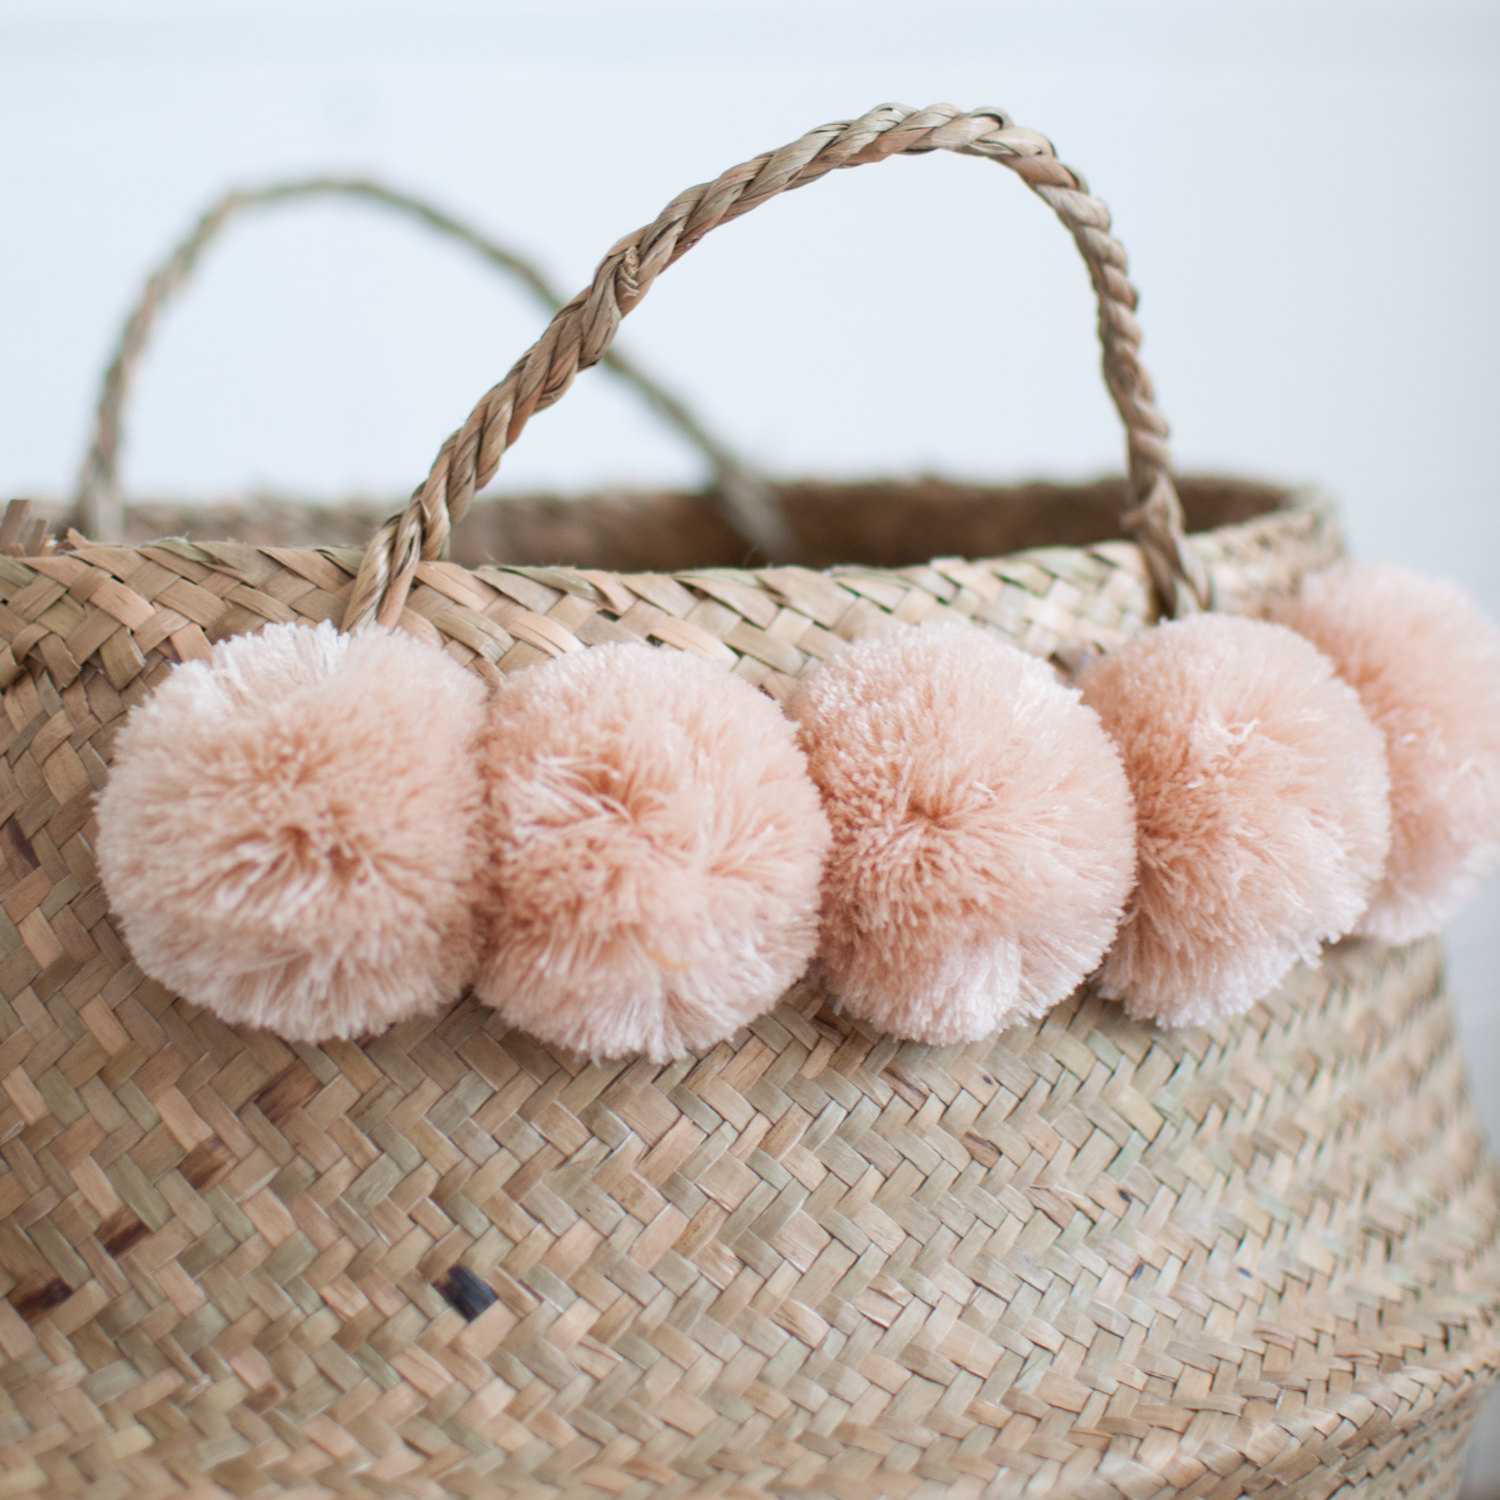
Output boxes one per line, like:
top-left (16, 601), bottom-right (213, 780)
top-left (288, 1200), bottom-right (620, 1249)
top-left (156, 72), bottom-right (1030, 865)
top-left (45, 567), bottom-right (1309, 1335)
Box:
top-left (348, 103), bottom-right (1213, 629)
top-left (74, 177), bottom-right (782, 552)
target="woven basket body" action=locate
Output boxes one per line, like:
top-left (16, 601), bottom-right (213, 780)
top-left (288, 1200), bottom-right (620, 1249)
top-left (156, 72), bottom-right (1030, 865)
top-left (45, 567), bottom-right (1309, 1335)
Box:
top-left (3, 104), bottom-right (1499, 1499)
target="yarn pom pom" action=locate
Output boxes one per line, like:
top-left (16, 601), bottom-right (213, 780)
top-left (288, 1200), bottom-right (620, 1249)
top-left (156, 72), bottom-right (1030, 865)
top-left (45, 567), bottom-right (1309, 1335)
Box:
top-left (474, 643), bottom-right (829, 1063)
top-left (1277, 563), bottom-right (1500, 942)
top-left (95, 621), bottom-right (489, 1041)
top-left (787, 623), bottom-right (1137, 1044)
top-left (1079, 614), bottom-right (1390, 1025)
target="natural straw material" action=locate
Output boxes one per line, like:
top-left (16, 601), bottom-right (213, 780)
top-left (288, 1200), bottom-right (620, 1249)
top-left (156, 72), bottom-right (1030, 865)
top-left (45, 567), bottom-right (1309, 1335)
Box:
top-left (72, 176), bottom-right (783, 557)
top-left (343, 104), bottom-right (1213, 630)
top-left (1, 101), bottom-right (1496, 1499)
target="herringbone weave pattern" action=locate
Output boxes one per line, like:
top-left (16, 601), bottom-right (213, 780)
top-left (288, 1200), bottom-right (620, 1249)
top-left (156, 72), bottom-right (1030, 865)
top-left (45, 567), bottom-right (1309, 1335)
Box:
top-left (0, 488), bottom-right (1497, 1498)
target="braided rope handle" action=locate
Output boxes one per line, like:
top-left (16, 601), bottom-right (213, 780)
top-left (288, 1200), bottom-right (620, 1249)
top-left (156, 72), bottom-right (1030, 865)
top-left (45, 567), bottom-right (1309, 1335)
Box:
top-left (74, 177), bottom-right (785, 553)
top-left (348, 102), bottom-right (1213, 629)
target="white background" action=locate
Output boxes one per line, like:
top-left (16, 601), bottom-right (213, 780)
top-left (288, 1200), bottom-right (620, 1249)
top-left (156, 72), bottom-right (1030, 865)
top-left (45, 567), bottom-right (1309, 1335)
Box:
top-left (4, 0), bottom-right (1499, 1486)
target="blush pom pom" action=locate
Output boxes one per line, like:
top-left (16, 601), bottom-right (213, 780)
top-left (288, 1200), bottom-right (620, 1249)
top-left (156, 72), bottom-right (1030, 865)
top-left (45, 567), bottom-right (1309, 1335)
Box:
top-left (787, 623), bottom-right (1137, 1043)
top-left (1079, 614), bottom-right (1390, 1025)
top-left (474, 643), bottom-right (829, 1063)
top-left (95, 621), bottom-right (489, 1041)
top-left (1277, 563), bottom-right (1500, 942)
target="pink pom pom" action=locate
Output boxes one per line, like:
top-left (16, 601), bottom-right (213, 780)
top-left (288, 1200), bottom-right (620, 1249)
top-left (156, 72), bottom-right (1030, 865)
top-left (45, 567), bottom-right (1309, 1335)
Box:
top-left (787, 624), bottom-right (1137, 1044)
top-left (1079, 613), bottom-right (1390, 1025)
top-left (1277, 563), bottom-right (1500, 942)
top-left (474, 643), bottom-right (829, 1063)
top-left (95, 621), bottom-right (489, 1041)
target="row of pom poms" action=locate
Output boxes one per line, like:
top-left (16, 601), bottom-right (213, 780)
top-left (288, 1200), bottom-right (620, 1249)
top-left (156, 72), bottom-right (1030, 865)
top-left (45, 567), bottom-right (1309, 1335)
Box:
top-left (93, 562), bottom-right (1500, 1061)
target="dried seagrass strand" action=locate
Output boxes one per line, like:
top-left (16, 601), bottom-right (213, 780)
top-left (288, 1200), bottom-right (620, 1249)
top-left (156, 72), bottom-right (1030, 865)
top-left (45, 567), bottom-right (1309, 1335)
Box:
top-left (73, 177), bottom-right (785, 556)
top-left (5, 97), bottom-right (1494, 1495)
top-left (346, 102), bottom-right (1213, 631)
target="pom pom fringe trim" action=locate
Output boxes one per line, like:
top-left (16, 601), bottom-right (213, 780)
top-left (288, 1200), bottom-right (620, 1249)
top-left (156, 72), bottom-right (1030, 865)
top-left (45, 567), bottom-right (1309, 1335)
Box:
top-left (95, 572), bottom-right (1499, 1055)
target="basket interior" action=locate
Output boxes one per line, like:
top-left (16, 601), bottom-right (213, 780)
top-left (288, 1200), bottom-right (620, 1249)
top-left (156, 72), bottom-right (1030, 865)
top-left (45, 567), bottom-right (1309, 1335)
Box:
top-left (109, 473), bottom-right (1295, 572)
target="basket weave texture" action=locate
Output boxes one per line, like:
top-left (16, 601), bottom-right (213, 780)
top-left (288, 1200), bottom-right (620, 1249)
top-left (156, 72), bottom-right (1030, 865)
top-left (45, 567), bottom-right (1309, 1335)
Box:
top-left (1, 100), bottom-right (1498, 1499)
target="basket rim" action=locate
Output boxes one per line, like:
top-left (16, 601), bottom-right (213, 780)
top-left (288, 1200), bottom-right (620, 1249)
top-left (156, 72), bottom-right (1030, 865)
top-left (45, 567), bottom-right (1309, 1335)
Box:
top-left (17, 471), bottom-right (1337, 574)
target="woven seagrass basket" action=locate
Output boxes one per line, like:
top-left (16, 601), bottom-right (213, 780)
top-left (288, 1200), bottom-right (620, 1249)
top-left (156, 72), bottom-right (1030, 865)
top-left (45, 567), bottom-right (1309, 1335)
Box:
top-left (2, 102), bottom-right (1498, 1500)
